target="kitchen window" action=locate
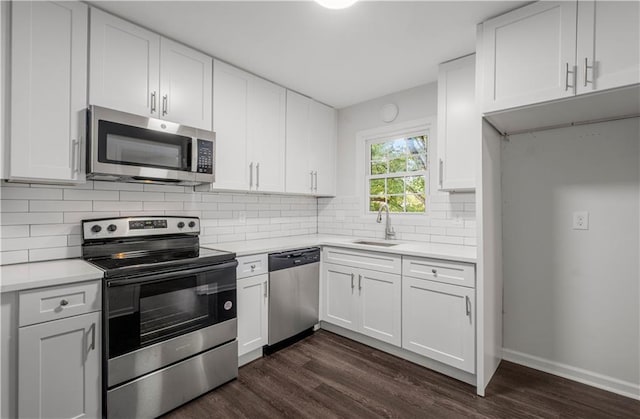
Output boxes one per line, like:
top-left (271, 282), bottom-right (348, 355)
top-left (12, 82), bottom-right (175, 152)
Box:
top-left (366, 134), bottom-right (428, 213)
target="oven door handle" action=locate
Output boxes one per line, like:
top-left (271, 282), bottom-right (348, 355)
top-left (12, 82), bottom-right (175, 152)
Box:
top-left (106, 260), bottom-right (238, 287)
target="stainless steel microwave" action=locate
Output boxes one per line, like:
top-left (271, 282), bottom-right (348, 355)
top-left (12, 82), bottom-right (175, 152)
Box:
top-left (87, 106), bottom-right (215, 186)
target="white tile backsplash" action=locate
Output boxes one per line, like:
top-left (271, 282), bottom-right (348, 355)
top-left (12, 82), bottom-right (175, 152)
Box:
top-left (317, 194), bottom-right (477, 245)
top-left (0, 182), bottom-right (318, 264)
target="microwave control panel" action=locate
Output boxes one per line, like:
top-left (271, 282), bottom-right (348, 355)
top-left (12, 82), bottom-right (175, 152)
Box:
top-left (197, 139), bottom-right (214, 174)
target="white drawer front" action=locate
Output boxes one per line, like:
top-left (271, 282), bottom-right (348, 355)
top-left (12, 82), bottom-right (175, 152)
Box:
top-left (236, 254), bottom-right (268, 279)
top-left (402, 257), bottom-right (475, 288)
top-left (19, 280), bottom-right (101, 327)
top-left (323, 247), bottom-right (401, 275)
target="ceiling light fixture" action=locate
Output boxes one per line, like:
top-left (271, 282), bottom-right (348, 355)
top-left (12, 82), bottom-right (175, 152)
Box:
top-left (314, 0), bottom-right (359, 10)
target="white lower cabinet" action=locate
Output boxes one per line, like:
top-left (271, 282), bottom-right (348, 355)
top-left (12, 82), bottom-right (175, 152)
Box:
top-left (321, 262), bottom-right (401, 346)
top-left (402, 277), bottom-right (475, 373)
top-left (18, 311), bottom-right (101, 419)
top-left (237, 273), bottom-right (269, 357)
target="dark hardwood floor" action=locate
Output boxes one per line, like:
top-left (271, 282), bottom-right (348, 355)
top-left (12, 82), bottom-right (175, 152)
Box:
top-left (165, 330), bottom-right (640, 418)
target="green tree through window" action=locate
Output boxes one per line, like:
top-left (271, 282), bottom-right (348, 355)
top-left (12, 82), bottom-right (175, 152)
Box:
top-left (367, 135), bottom-right (427, 213)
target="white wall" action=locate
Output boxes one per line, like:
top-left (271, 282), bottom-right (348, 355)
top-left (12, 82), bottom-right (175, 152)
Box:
top-left (0, 182), bottom-right (317, 265)
top-left (501, 118), bottom-right (640, 397)
top-left (318, 82), bottom-right (477, 245)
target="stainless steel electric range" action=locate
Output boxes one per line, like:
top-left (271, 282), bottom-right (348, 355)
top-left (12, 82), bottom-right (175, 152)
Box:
top-left (81, 216), bottom-right (238, 419)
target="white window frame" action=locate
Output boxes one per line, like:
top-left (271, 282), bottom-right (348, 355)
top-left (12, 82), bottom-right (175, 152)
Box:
top-left (355, 117), bottom-right (435, 217)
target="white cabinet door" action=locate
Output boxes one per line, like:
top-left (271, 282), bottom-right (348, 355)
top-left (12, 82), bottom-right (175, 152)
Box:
top-left (211, 60), bottom-right (250, 191)
top-left (482, 1), bottom-right (577, 112)
top-left (437, 54), bottom-right (477, 192)
top-left (89, 8), bottom-right (160, 118)
top-left (576, 0), bottom-right (640, 94)
top-left (402, 277), bottom-right (475, 373)
top-left (237, 274), bottom-right (268, 357)
top-left (358, 268), bottom-right (401, 346)
top-left (10, 0), bottom-right (87, 183)
top-left (285, 90), bottom-right (313, 194)
top-left (248, 77), bottom-right (286, 193)
top-left (18, 311), bottom-right (100, 419)
top-left (321, 263), bottom-right (358, 332)
top-left (309, 101), bottom-right (337, 196)
top-left (159, 38), bottom-right (212, 130)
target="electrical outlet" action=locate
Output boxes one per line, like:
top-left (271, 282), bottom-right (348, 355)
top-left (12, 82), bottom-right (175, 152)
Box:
top-left (572, 211), bottom-right (589, 230)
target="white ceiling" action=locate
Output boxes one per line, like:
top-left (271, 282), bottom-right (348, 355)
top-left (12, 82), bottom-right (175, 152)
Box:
top-left (90, 0), bottom-right (529, 109)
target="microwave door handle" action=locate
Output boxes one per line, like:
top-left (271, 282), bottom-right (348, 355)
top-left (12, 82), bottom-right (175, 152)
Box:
top-left (106, 260), bottom-right (239, 287)
top-left (191, 138), bottom-right (198, 173)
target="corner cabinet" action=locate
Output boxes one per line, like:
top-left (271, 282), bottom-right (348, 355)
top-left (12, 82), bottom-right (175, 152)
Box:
top-left (481, 0), bottom-right (639, 113)
top-left (90, 8), bottom-right (212, 130)
top-left (10, 0), bottom-right (88, 183)
top-left (200, 60), bottom-right (285, 193)
top-left (17, 280), bottom-right (102, 419)
top-left (437, 54), bottom-right (478, 192)
top-left (285, 91), bottom-right (337, 196)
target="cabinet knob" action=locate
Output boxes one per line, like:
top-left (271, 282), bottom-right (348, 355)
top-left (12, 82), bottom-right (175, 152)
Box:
top-left (60, 299), bottom-right (69, 307)
top-left (431, 269), bottom-right (437, 275)
top-left (250, 264), bottom-right (256, 271)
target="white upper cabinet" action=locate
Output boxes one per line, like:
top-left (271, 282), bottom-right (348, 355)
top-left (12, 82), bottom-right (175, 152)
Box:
top-left (247, 76), bottom-right (286, 193)
top-left (89, 8), bottom-right (160, 119)
top-left (576, 0), bottom-right (640, 94)
top-left (481, 1), bottom-right (577, 113)
top-left (205, 60), bottom-right (285, 193)
top-left (159, 38), bottom-right (213, 130)
top-left (10, 0), bottom-right (88, 183)
top-left (437, 54), bottom-right (477, 192)
top-left (481, 0), bottom-right (639, 114)
top-left (89, 9), bottom-right (212, 130)
top-left (285, 91), bottom-right (337, 196)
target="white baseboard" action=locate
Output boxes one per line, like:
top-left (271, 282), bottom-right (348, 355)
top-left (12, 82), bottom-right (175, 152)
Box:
top-left (502, 348), bottom-right (640, 400)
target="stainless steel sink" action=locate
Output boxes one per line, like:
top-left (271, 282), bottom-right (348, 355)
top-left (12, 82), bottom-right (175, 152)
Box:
top-left (352, 240), bottom-right (400, 247)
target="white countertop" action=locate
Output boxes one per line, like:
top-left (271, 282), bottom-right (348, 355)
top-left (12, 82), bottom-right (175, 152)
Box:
top-left (0, 259), bottom-right (104, 293)
top-left (204, 234), bottom-right (477, 264)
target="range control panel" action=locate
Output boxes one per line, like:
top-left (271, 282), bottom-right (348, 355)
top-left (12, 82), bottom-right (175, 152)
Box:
top-left (82, 216), bottom-right (200, 240)
top-left (196, 139), bottom-right (213, 174)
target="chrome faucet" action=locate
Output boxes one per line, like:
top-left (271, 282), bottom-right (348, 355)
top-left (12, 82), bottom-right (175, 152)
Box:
top-left (376, 203), bottom-right (396, 240)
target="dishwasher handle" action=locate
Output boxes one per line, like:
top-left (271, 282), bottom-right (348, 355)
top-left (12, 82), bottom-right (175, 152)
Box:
top-left (268, 248), bottom-right (320, 272)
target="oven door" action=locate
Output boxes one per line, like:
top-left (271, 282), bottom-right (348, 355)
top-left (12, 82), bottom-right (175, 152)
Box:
top-left (106, 261), bottom-right (237, 387)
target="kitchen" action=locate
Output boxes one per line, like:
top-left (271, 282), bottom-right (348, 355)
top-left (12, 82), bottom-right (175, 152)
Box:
top-left (0, 0), bottom-right (639, 418)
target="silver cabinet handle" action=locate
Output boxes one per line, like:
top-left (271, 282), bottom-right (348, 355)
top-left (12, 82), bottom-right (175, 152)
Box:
top-left (358, 274), bottom-right (362, 292)
top-left (565, 63), bottom-right (574, 91)
top-left (256, 163), bottom-right (260, 189)
top-left (439, 159), bottom-right (444, 187)
top-left (150, 91), bottom-right (157, 113)
top-left (583, 57), bottom-right (593, 87)
top-left (310, 171), bottom-right (314, 191)
top-left (313, 171), bottom-right (318, 192)
top-left (465, 296), bottom-right (471, 317)
top-left (60, 299), bottom-right (69, 307)
top-left (264, 281), bottom-right (268, 298)
top-left (162, 94), bottom-right (168, 116)
top-left (249, 162), bottom-right (254, 188)
top-left (350, 273), bottom-right (354, 290)
top-left (71, 139), bottom-right (80, 175)
top-left (88, 322), bottom-right (96, 352)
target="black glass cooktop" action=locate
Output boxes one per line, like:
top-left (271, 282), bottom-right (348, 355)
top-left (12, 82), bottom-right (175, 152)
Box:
top-left (88, 247), bottom-right (235, 279)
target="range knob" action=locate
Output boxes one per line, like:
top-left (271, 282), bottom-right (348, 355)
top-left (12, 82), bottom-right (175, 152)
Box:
top-left (107, 224), bottom-right (117, 232)
top-left (91, 225), bottom-right (102, 233)
top-left (177, 222), bottom-right (185, 228)
top-left (188, 221), bottom-right (196, 228)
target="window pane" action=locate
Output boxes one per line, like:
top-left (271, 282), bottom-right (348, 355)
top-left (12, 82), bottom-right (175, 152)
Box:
top-left (406, 194), bottom-right (425, 212)
top-left (388, 139), bottom-right (407, 157)
top-left (405, 176), bottom-right (424, 193)
top-left (370, 161), bottom-right (387, 175)
top-left (407, 136), bottom-right (427, 154)
top-left (370, 143), bottom-right (386, 160)
top-left (369, 197), bottom-right (385, 212)
top-left (387, 177), bottom-right (404, 194)
top-left (389, 157), bottom-right (406, 173)
top-left (387, 195), bottom-right (404, 212)
top-left (407, 156), bottom-right (426, 172)
top-left (369, 179), bottom-right (385, 196)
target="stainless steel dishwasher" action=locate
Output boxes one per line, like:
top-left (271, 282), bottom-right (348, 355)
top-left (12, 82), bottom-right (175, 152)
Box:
top-left (267, 248), bottom-right (320, 352)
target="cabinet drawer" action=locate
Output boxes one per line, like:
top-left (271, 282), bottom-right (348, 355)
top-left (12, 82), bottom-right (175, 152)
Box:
top-left (402, 257), bottom-right (475, 288)
top-left (323, 247), bottom-right (401, 275)
top-left (19, 280), bottom-right (101, 327)
top-left (236, 254), bottom-right (268, 279)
